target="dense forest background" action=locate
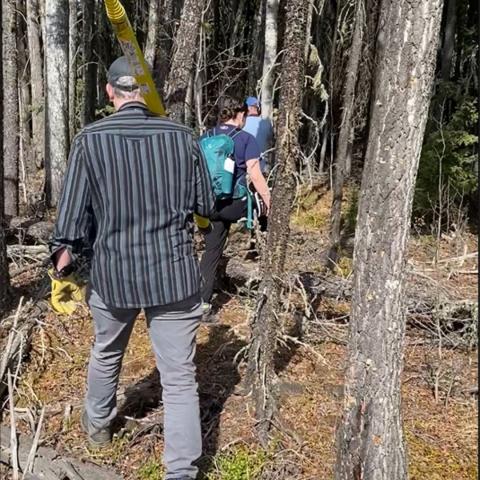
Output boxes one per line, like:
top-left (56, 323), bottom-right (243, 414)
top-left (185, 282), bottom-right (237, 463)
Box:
top-left (0, 0), bottom-right (478, 224)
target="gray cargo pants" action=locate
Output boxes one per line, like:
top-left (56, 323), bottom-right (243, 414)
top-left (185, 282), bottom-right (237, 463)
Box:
top-left (85, 289), bottom-right (202, 480)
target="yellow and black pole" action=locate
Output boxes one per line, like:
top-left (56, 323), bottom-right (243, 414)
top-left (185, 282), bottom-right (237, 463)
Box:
top-left (104, 0), bottom-right (166, 116)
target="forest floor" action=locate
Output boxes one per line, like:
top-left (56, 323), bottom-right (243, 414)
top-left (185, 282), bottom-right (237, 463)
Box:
top-left (1, 190), bottom-right (477, 480)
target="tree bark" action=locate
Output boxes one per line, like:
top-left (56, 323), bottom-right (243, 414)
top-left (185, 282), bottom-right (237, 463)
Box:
top-left (3, 0), bottom-right (19, 217)
top-left (17, 5), bottom-right (32, 206)
top-left (247, 0), bottom-right (309, 445)
top-left (0, 2), bottom-right (9, 309)
top-left (155, 0), bottom-right (176, 94)
top-left (45, 0), bottom-right (69, 207)
top-left (81, 0), bottom-right (96, 127)
top-left (440, 0), bottom-right (456, 81)
top-left (68, 0), bottom-right (77, 143)
top-left (144, 0), bottom-right (160, 68)
top-left (352, 0), bottom-right (381, 159)
top-left (26, 0), bottom-right (45, 170)
top-left (334, 0), bottom-right (444, 478)
top-left (248, 0), bottom-right (265, 93)
top-left (260, 0), bottom-right (279, 120)
top-left (165, 0), bottom-right (206, 123)
top-left (327, 0), bottom-right (365, 265)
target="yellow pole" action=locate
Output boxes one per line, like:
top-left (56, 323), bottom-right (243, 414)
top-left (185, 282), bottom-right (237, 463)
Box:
top-left (104, 0), bottom-right (166, 116)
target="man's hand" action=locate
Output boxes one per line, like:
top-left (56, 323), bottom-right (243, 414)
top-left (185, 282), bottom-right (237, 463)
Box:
top-left (194, 214), bottom-right (212, 234)
top-left (48, 269), bottom-right (85, 315)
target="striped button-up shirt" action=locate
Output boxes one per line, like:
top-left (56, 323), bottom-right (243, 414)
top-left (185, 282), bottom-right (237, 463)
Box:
top-left (51, 102), bottom-right (214, 308)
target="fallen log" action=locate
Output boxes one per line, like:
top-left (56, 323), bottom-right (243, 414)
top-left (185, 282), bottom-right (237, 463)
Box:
top-left (7, 244), bottom-right (49, 261)
top-left (0, 426), bottom-right (123, 480)
top-left (7, 218), bottom-right (54, 244)
top-left (224, 257), bottom-right (477, 346)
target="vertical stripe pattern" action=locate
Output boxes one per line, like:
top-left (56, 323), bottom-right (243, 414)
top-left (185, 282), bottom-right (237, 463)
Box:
top-left (52, 102), bottom-right (214, 308)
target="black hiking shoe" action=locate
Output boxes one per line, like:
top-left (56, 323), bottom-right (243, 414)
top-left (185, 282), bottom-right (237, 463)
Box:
top-left (81, 410), bottom-right (112, 448)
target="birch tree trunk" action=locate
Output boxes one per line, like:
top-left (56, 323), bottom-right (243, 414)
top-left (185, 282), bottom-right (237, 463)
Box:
top-left (17, 6), bottom-right (32, 205)
top-left (68, 0), bottom-right (77, 143)
top-left (145, 0), bottom-right (160, 68)
top-left (260, 0), bottom-right (279, 120)
top-left (247, 0), bottom-right (309, 445)
top-left (165, 0), bottom-right (206, 123)
top-left (3, 0), bottom-right (19, 216)
top-left (26, 0), bottom-right (45, 170)
top-left (327, 0), bottom-right (365, 266)
top-left (335, 1), bottom-right (444, 478)
top-left (0, 3), bottom-right (9, 308)
top-left (45, 0), bottom-right (69, 207)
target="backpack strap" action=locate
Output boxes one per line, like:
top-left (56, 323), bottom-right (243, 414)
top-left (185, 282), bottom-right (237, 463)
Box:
top-left (228, 128), bottom-right (242, 140)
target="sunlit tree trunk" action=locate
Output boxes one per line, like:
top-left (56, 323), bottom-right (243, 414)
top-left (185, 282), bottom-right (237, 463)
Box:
top-left (144, 0), bottom-right (160, 68)
top-left (335, 1), bottom-right (444, 478)
top-left (0, 3), bottom-right (9, 307)
top-left (260, 0), bottom-right (279, 120)
top-left (45, 0), bottom-right (69, 206)
top-left (165, 0), bottom-right (206, 123)
top-left (247, 0), bottom-right (309, 445)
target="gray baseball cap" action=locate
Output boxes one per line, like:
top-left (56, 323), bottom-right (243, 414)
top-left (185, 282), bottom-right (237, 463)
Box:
top-left (107, 56), bottom-right (139, 91)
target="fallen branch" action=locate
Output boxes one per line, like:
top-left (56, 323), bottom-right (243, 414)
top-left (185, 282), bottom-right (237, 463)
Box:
top-left (0, 300), bottom-right (42, 402)
top-left (224, 258), bottom-right (477, 347)
top-left (22, 407), bottom-right (45, 478)
top-left (8, 371), bottom-right (19, 480)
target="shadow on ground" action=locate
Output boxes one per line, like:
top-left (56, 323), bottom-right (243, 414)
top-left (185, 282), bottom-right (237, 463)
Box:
top-left (118, 320), bottom-right (247, 477)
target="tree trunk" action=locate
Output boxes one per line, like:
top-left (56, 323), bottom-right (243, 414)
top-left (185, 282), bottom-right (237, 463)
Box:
top-left (334, 0), bottom-right (444, 478)
top-left (0, 2), bottom-right (9, 309)
top-left (81, 0), bottom-right (96, 127)
top-left (327, 0), bottom-right (365, 266)
top-left (260, 0), bottom-right (279, 120)
top-left (352, 0), bottom-right (381, 159)
top-left (45, 0), bottom-right (69, 207)
top-left (248, 0), bottom-right (265, 93)
top-left (17, 5), bottom-right (32, 206)
top-left (68, 0), bottom-right (77, 143)
top-left (26, 0), bottom-right (45, 170)
top-left (144, 0), bottom-right (160, 68)
top-left (165, 0), bottom-right (206, 123)
top-left (247, 0), bottom-right (309, 445)
top-left (440, 0), bottom-right (456, 81)
top-left (155, 0), bottom-right (176, 94)
top-left (3, 0), bottom-right (19, 217)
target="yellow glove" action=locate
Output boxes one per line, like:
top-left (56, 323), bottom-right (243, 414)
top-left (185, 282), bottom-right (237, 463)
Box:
top-left (48, 269), bottom-right (85, 315)
top-left (194, 214), bottom-right (212, 234)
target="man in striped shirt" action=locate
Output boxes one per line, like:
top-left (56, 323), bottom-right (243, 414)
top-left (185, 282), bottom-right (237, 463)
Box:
top-left (49, 57), bottom-right (214, 480)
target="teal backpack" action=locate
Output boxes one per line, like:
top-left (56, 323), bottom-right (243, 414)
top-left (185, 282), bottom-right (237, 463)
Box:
top-left (199, 128), bottom-right (242, 200)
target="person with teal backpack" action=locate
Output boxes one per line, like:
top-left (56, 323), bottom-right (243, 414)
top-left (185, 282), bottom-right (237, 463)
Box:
top-left (198, 98), bottom-right (271, 318)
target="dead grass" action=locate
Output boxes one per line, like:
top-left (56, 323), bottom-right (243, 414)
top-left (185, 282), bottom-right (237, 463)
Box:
top-left (5, 289), bottom-right (475, 479)
top-left (2, 190), bottom-right (477, 479)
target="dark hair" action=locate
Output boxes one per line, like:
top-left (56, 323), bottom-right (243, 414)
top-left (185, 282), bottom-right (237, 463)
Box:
top-left (218, 97), bottom-right (248, 123)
